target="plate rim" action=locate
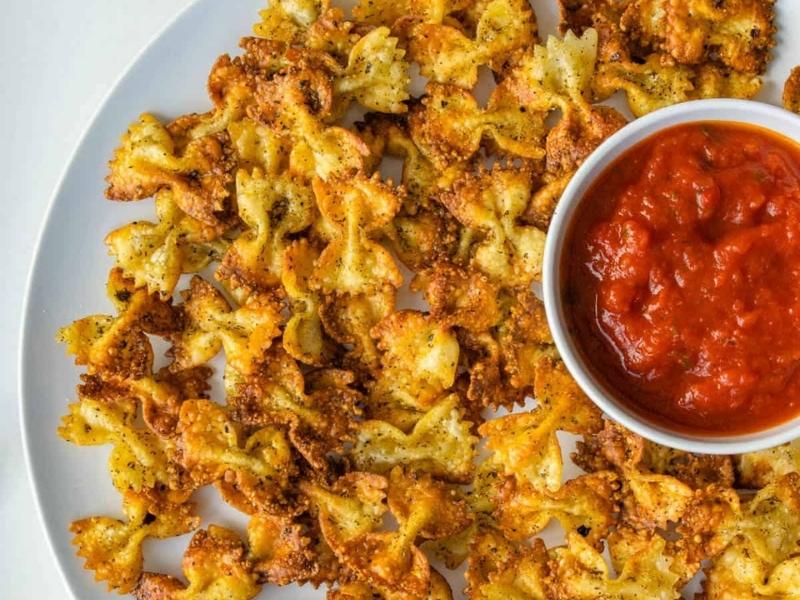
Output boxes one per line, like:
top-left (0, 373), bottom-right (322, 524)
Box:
top-left (17, 1), bottom-right (206, 596)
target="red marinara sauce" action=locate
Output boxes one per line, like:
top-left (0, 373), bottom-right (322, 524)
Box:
top-left (565, 122), bottom-right (800, 435)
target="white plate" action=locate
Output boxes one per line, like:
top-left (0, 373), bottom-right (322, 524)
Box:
top-left (19, 1), bottom-right (800, 598)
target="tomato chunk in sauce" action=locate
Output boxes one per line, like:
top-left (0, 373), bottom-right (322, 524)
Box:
top-left (566, 122), bottom-right (800, 434)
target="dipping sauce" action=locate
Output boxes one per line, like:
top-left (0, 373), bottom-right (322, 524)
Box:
top-left (565, 122), bottom-right (800, 435)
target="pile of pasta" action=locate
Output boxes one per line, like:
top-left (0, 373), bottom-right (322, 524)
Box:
top-left (57, 1), bottom-right (800, 598)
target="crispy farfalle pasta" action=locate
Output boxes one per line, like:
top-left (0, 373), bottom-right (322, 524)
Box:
top-left (304, 470), bottom-right (467, 599)
top-left (549, 532), bottom-right (683, 600)
top-left (440, 166), bottom-right (546, 286)
top-left (247, 513), bottom-right (319, 585)
top-left (177, 399), bottom-right (294, 512)
top-left (319, 287), bottom-right (396, 368)
top-left (465, 527), bottom-right (550, 600)
top-left (72, 492), bottom-right (199, 593)
top-left (135, 525), bottom-right (260, 600)
top-left (408, 0), bottom-right (537, 87)
top-left (57, 269), bottom-right (178, 378)
top-left (701, 474), bottom-right (800, 600)
top-left (495, 471), bottom-right (619, 548)
top-left (737, 439), bottom-right (800, 489)
top-left (412, 262), bottom-right (501, 332)
top-left (595, 54), bottom-right (696, 117)
top-left (352, 394), bottom-right (477, 482)
top-left (61, 0), bottom-right (794, 597)
top-left (480, 360), bottom-right (601, 490)
top-left (312, 173), bottom-right (404, 294)
top-left (507, 29), bottom-right (599, 113)
top-left (281, 238), bottom-right (328, 365)
top-left (106, 191), bottom-right (227, 298)
top-left (368, 310), bottom-right (459, 426)
top-left (226, 346), bottom-right (359, 469)
top-left (253, 0), bottom-right (328, 44)
top-left (352, 0), bottom-right (469, 29)
top-left (106, 113), bottom-right (236, 228)
top-left (335, 27), bottom-right (410, 113)
top-left (170, 276), bottom-right (281, 375)
top-left (217, 168), bottom-right (314, 294)
top-left (620, 0), bottom-right (775, 73)
top-left (502, 28), bottom-right (627, 173)
top-left (58, 398), bottom-right (189, 500)
top-left (410, 83), bottom-right (547, 170)
top-left (559, 1), bottom-right (767, 117)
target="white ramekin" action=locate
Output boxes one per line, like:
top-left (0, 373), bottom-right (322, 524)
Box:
top-left (543, 99), bottom-right (800, 454)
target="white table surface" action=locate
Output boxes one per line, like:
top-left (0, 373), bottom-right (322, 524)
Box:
top-left (1, 1), bottom-right (193, 597)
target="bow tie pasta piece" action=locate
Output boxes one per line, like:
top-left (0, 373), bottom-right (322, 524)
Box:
top-left (254, 0), bottom-right (328, 44)
top-left (250, 25), bottom-right (410, 116)
top-left (456, 288), bottom-right (560, 416)
top-left (177, 399), bottom-right (294, 513)
top-left (784, 67), bottom-right (800, 114)
top-left (71, 491), bottom-right (199, 594)
top-left (693, 62), bottom-right (762, 100)
top-left (225, 347), bottom-right (360, 470)
top-left (574, 418), bottom-right (735, 489)
top-left (412, 262), bottom-right (501, 332)
top-left (334, 27), bottom-right (410, 114)
top-left (408, 0), bottom-right (537, 88)
top-left (387, 467), bottom-right (473, 541)
top-left (305, 470), bottom-right (462, 600)
top-left (409, 83), bottom-right (547, 170)
top-left (619, 469), bottom-right (694, 531)
top-left (358, 115), bottom-right (465, 271)
top-left (57, 269), bottom-right (178, 378)
top-left (619, 0), bottom-right (775, 73)
top-left (282, 238), bottom-right (329, 365)
top-left (352, 394), bottom-right (477, 483)
top-left (253, 66), bottom-right (372, 178)
top-left (217, 168), bottom-right (314, 295)
top-left (736, 439), bottom-right (800, 488)
top-left (493, 288), bottom-right (557, 394)
top-left (464, 526), bottom-right (550, 600)
top-left (594, 54), bottom-right (696, 117)
top-left (440, 166), bottom-right (546, 286)
top-left (319, 288), bottom-right (396, 369)
top-left (106, 114), bottom-right (237, 228)
top-left (171, 37), bottom-right (298, 147)
top-left (58, 398), bottom-right (190, 501)
top-left (246, 513), bottom-right (319, 585)
top-left (480, 359), bottom-right (602, 491)
top-left (301, 472), bottom-right (388, 548)
top-left (556, 6), bottom-right (764, 117)
top-left (494, 471), bottom-right (619, 549)
top-left (135, 526), bottom-right (260, 600)
top-left (549, 532), bottom-right (684, 600)
top-left (593, 53), bottom-right (759, 119)
top-left (545, 104), bottom-right (627, 175)
top-left (75, 363), bottom-right (212, 437)
top-left (557, 0), bottom-right (633, 63)
top-left (227, 117), bottom-right (289, 174)
top-left (505, 29), bottom-right (600, 113)
top-left (170, 276), bottom-right (281, 375)
top-left (368, 310), bottom-right (459, 423)
top-left (357, 115), bottom-right (441, 203)
top-left (312, 173), bottom-right (404, 294)
top-left (698, 473), bottom-right (800, 600)
top-left (105, 191), bottom-right (228, 299)
top-left (500, 29), bottom-right (628, 175)
top-left (303, 473), bottom-right (432, 599)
